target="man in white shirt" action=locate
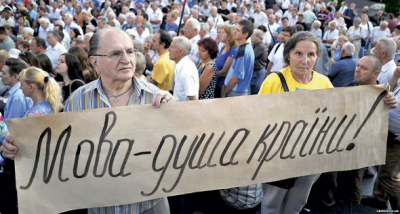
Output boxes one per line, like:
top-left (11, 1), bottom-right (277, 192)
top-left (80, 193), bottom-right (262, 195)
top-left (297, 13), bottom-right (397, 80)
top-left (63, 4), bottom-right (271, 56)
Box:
top-left (148, 2), bottom-right (163, 32)
top-left (374, 38), bottom-right (397, 84)
top-left (288, 9), bottom-right (298, 26)
top-left (183, 18), bottom-right (201, 66)
top-left (207, 6), bottom-right (223, 30)
top-left (370, 21), bottom-right (391, 47)
top-left (130, 22), bottom-right (150, 44)
top-left (107, 11), bottom-right (120, 28)
top-left (322, 21), bottom-right (338, 53)
top-left (265, 14), bottom-right (279, 33)
top-left (227, 0), bottom-right (237, 11)
top-left (169, 36), bottom-right (199, 101)
top-left (252, 4), bottom-right (268, 28)
top-left (267, 26), bottom-right (296, 75)
top-left (54, 20), bottom-right (71, 50)
top-left (0, 7), bottom-right (15, 27)
top-left (45, 31), bottom-right (67, 68)
top-left (63, 13), bottom-right (83, 35)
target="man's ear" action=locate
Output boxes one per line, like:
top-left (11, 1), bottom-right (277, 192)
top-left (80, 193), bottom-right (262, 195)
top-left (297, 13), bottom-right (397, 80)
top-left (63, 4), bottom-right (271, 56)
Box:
top-left (89, 57), bottom-right (100, 75)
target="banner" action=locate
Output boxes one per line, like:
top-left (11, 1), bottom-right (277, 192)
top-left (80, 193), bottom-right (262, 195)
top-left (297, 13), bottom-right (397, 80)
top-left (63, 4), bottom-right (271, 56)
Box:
top-left (8, 85), bottom-right (389, 214)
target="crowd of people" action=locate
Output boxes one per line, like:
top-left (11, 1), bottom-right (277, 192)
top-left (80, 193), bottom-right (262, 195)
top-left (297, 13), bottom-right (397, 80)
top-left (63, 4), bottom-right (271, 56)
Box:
top-left (0, 0), bottom-right (400, 213)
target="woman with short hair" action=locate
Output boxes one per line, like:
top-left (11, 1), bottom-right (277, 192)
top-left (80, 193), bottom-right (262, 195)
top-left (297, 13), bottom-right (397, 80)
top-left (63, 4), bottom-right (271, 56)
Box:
top-left (197, 37), bottom-right (219, 99)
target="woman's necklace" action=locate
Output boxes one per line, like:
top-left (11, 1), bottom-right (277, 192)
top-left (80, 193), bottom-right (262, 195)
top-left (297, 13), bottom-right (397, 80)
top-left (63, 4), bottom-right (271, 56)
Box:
top-left (105, 84), bottom-right (134, 103)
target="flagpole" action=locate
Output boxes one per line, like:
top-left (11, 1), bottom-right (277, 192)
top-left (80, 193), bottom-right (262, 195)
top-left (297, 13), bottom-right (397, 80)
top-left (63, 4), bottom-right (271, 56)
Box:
top-left (177, 0), bottom-right (188, 36)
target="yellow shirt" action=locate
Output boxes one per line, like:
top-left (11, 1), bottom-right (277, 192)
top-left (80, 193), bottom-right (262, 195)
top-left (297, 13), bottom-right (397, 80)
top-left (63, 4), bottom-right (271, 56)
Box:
top-left (259, 66), bottom-right (333, 94)
top-left (152, 51), bottom-right (175, 91)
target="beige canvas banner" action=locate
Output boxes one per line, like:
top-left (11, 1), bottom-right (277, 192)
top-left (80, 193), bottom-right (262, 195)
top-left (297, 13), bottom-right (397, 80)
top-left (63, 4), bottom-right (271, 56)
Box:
top-left (7, 85), bottom-right (389, 214)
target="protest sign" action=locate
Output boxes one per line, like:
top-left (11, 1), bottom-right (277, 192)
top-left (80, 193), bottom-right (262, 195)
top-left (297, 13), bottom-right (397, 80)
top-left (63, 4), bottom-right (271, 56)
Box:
top-left (7, 85), bottom-right (389, 214)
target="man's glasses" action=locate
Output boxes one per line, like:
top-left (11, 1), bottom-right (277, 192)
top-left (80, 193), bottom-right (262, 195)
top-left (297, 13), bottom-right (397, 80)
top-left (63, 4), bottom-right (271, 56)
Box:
top-left (92, 49), bottom-right (137, 60)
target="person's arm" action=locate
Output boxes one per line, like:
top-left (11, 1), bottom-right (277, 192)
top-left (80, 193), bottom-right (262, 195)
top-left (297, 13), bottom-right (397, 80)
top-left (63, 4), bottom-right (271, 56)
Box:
top-left (1, 135), bottom-right (17, 160)
top-left (221, 77), bottom-right (238, 97)
top-left (217, 56), bottom-right (234, 77)
top-left (188, 96), bottom-right (197, 100)
top-left (266, 61), bottom-right (273, 77)
top-left (388, 66), bottom-right (400, 92)
top-left (199, 64), bottom-right (214, 96)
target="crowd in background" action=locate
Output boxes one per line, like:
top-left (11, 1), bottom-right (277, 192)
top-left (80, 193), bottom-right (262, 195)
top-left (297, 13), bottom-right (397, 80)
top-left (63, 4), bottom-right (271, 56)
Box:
top-left (0, 0), bottom-right (400, 213)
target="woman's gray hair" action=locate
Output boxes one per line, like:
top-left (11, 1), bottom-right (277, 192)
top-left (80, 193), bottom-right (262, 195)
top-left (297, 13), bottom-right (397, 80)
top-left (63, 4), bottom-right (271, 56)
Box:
top-left (135, 52), bottom-right (146, 75)
top-left (173, 36), bottom-right (191, 55)
top-left (283, 31), bottom-right (320, 65)
top-left (313, 20), bottom-right (321, 28)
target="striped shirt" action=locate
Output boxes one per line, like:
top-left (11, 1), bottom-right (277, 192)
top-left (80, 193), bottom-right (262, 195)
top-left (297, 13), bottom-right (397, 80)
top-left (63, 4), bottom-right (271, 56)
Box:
top-left (389, 87), bottom-right (400, 135)
top-left (64, 77), bottom-right (161, 214)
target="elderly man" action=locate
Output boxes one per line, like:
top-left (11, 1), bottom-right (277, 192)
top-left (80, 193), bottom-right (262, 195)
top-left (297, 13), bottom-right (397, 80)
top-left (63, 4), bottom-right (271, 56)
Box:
top-left (250, 29), bottom-right (268, 95)
top-left (199, 23), bottom-right (210, 39)
top-left (64, 13), bottom-right (83, 35)
top-left (1, 27), bottom-right (174, 214)
top-left (252, 4), bottom-right (268, 28)
top-left (148, 2), bottom-right (163, 32)
top-left (322, 21), bottom-right (338, 55)
top-left (207, 6), bottom-right (223, 30)
top-left (107, 11), bottom-right (121, 28)
top-left (374, 38), bottom-right (397, 85)
top-left (122, 12), bottom-right (135, 31)
top-left (328, 42), bottom-right (358, 87)
top-left (54, 20), bottom-right (71, 49)
top-left (132, 22), bottom-right (150, 44)
top-left (183, 18), bottom-right (201, 66)
top-left (370, 21), bottom-right (391, 47)
top-left (169, 36), bottom-right (199, 101)
top-left (45, 31), bottom-right (67, 68)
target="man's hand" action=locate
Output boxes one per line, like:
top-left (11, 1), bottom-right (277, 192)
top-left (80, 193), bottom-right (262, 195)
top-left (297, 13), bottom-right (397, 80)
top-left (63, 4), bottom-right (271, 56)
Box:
top-left (1, 135), bottom-right (18, 160)
top-left (152, 90), bottom-right (175, 108)
top-left (383, 92), bottom-right (397, 109)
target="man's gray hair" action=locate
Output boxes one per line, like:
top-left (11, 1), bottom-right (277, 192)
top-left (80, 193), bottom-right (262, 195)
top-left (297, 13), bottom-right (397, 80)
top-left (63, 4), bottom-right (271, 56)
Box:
top-left (313, 20), bottom-right (321, 28)
top-left (186, 18), bottom-right (200, 32)
top-left (379, 38), bottom-right (396, 59)
top-left (253, 29), bottom-right (263, 39)
top-left (23, 27), bottom-right (34, 36)
top-left (88, 28), bottom-right (130, 57)
top-left (380, 21), bottom-right (388, 26)
top-left (365, 55), bottom-right (382, 72)
top-left (200, 23), bottom-right (209, 33)
top-left (64, 13), bottom-right (73, 20)
top-left (108, 11), bottom-right (116, 19)
top-left (328, 20), bottom-right (337, 27)
top-left (342, 42), bottom-right (355, 55)
top-left (84, 32), bottom-right (94, 40)
top-left (86, 24), bottom-right (95, 32)
top-left (126, 12), bottom-right (136, 20)
top-left (173, 36), bottom-right (191, 55)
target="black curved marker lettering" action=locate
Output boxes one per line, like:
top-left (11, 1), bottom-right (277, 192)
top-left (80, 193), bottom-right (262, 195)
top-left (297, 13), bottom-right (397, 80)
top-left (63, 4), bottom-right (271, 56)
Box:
top-left (43, 126), bottom-right (72, 183)
top-left (93, 111), bottom-right (116, 177)
top-left (162, 135), bottom-right (198, 193)
top-left (108, 139), bottom-right (134, 177)
top-left (58, 126), bottom-right (72, 182)
top-left (196, 133), bottom-right (215, 169)
top-left (20, 127), bottom-right (51, 190)
top-left (280, 120), bottom-right (308, 159)
top-left (141, 135), bottom-right (177, 196)
top-left (207, 131), bottom-right (225, 168)
top-left (188, 133), bottom-right (206, 169)
top-left (73, 140), bottom-right (94, 178)
top-left (326, 115), bottom-right (347, 154)
top-left (220, 128), bottom-right (250, 166)
top-left (247, 124), bottom-right (277, 164)
top-left (353, 89), bottom-right (388, 140)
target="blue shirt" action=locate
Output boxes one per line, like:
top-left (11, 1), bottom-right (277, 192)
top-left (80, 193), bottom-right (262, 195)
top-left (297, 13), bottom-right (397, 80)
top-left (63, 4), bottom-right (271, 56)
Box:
top-left (224, 43), bottom-right (254, 92)
top-left (215, 46), bottom-right (238, 87)
top-left (4, 82), bottom-right (33, 120)
top-left (328, 56), bottom-right (358, 87)
top-left (29, 10), bottom-right (37, 21)
top-left (25, 101), bottom-right (53, 117)
top-left (164, 23), bottom-right (178, 33)
top-left (122, 23), bottom-right (135, 31)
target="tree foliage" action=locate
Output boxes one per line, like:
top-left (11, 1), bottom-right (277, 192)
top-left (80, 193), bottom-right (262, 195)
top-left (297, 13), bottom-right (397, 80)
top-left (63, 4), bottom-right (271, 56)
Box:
top-left (385, 0), bottom-right (400, 14)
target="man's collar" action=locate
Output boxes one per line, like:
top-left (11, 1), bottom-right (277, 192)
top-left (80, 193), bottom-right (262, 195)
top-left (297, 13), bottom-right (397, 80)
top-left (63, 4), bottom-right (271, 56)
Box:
top-left (84, 76), bottom-right (153, 95)
top-left (8, 82), bottom-right (21, 96)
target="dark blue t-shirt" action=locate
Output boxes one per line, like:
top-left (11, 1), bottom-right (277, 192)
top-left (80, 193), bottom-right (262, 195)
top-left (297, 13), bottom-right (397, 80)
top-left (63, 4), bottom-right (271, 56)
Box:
top-left (215, 45), bottom-right (238, 87)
